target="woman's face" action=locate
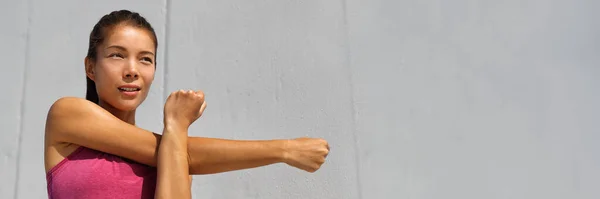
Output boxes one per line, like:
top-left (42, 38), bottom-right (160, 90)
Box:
top-left (86, 24), bottom-right (156, 111)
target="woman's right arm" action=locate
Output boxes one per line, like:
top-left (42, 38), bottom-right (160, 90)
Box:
top-left (45, 97), bottom-right (329, 174)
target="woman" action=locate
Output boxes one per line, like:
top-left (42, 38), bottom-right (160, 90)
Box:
top-left (44, 10), bottom-right (330, 198)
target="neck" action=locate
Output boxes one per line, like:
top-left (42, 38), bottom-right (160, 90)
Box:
top-left (98, 100), bottom-right (136, 125)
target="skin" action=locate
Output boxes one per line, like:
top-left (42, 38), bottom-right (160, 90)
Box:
top-left (157, 90), bottom-right (207, 198)
top-left (44, 24), bottom-right (330, 197)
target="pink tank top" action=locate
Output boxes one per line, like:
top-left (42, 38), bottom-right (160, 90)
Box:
top-left (46, 146), bottom-right (157, 199)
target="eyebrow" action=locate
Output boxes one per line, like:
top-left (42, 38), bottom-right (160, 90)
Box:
top-left (105, 45), bottom-right (155, 56)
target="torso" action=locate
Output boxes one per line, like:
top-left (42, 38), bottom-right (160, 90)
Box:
top-left (45, 142), bottom-right (80, 173)
top-left (45, 144), bottom-right (156, 199)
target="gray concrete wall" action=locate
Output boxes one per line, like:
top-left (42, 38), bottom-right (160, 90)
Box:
top-left (0, 0), bottom-right (598, 198)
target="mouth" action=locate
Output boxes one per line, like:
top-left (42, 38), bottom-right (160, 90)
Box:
top-left (118, 87), bottom-right (141, 92)
top-left (118, 85), bottom-right (142, 97)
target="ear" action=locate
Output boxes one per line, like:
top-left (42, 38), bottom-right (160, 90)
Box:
top-left (84, 57), bottom-right (95, 81)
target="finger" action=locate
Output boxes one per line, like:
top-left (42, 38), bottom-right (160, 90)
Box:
top-left (319, 156), bottom-right (326, 164)
top-left (167, 91), bottom-right (175, 99)
top-left (199, 101), bottom-right (207, 114)
top-left (305, 166), bottom-right (316, 173)
top-left (195, 90), bottom-right (205, 100)
top-left (309, 164), bottom-right (320, 173)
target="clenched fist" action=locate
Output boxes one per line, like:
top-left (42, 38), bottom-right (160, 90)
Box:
top-left (164, 90), bottom-right (207, 130)
top-left (283, 137), bottom-right (330, 173)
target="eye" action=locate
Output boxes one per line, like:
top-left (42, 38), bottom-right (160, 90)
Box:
top-left (141, 57), bottom-right (154, 64)
top-left (108, 53), bottom-right (124, 59)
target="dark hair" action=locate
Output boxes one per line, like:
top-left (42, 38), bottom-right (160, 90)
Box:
top-left (85, 10), bottom-right (158, 104)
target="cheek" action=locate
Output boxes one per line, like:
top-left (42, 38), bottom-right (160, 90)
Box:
top-left (141, 67), bottom-right (156, 86)
top-left (94, 62), bottom-right (121, 88)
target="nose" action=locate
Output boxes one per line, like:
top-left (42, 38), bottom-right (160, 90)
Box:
top-left (123, 61), bottom-right (140, 79)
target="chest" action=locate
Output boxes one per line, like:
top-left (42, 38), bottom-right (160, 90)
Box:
top-left (47, 148), bottom-right (157, 199)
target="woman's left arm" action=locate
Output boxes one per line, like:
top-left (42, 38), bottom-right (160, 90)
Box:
top-left (155, 90), bottom-right (205, 199)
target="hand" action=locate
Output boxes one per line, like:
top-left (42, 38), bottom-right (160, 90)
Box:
top-left (163, 90), bottom-right (207, 130)
top-left (283, 137), bottom-right (330, 173)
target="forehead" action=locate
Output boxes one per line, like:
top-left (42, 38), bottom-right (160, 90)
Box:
top-left (102, 25), bottom-right (156, 53)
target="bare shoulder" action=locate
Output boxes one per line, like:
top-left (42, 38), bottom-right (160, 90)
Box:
top-left (44, 97), bottom-right (93, 172)
top-left (47, 97), bottom-right (96, 117)
top-left (45, 97), bottom-right (97, 143)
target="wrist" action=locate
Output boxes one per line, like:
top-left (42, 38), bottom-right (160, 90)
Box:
top-left (160, 130), bottom-right (189, 152)
top-left (279, 139), bottom-right (292, 164)
top-left (163, 121), bottom-right (188, 133)
top-left (162, 124), bottom-right (189, 145)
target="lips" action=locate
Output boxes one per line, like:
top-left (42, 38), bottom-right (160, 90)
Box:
top-left (118, 87), bottom-right (141, 91)
top-left (118, 84), bottom-right (141, 91)
top-left (118, 85), bottom-right (141, 97)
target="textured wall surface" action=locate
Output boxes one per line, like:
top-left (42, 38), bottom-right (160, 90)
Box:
top-left (0, 0), bottom-right (598, 198)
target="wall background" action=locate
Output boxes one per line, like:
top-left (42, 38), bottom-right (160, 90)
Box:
top-left (1, 0), bottom-right (599, 198)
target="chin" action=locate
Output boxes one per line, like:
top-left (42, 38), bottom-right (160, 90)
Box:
top-left (105, 97), bottom-right (139, 111)
top-left (117, 100), bottom-right (141, 111)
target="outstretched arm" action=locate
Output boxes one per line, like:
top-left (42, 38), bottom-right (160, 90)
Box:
top-left (186, 137), bottom-right (327, 174)
top-left (45, 97), bottom-right (329, 175)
